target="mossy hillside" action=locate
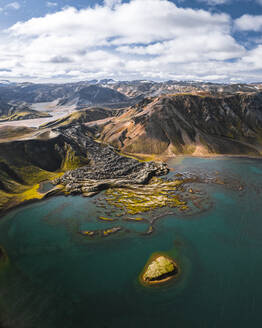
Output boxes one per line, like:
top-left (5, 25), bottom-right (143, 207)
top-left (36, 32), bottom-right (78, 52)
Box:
top-left (0, 168), bottom-right (63, 214)
top-left (0, 137), bottom-right (88, 214)
top-left (41, 107), bottom-right (113, 129)
top-left (117, 149), bottom-right (172, 163)
top-left (60, 143), bottom-right (89, 171)
top-left (0, 110), bottom-right (50, 122)
top-left (118, 151), bottom-right (174, 163)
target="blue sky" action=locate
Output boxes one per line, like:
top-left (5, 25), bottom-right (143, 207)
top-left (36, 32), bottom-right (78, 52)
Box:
top-left (0, 0), bottom-right (261, 26)
top-left (0, 0), bottom-right (262, 82)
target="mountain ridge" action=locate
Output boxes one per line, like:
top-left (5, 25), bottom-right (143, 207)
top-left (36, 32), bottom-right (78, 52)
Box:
top-left (99, 92), bottom-right (262, 157)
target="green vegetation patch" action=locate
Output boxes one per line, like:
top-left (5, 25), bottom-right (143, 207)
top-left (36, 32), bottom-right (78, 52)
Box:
top-left (104, 177), bottom-right (187, 215)
top-left (141, 254), bottom-right (179, 285)
top-left (98, 216), bottom-right (117, 222)
top-left (60, 144), bottom-right (89, 171)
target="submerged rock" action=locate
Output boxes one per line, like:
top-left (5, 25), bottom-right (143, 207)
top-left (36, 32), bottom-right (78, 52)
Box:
top-left (142, 255), bottom-right (178, 284)
top-left (0, 245), bottom-right (9, 270)
top-left (0, 246), bottom-right (7, 260)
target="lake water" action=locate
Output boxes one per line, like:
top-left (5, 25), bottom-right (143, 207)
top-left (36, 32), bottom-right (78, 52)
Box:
top-left (0, 157), bottom-right (262, 328)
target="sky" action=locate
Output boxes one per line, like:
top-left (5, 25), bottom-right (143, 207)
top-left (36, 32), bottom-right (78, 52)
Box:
top-left (0, 0), bottom-right (262, 83)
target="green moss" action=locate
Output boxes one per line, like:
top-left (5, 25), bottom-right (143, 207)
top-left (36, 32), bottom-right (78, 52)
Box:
top-left (81, 231), bottom-right (95, 236)
top-left (61, 144), bottom-right (88, 171)
top-left (128, 217), bottom-right (144, 221)
top-left (182, 144), bottom-right (196, 155)
top-left (0, 165), bottom-right (63, 215)
top-left (124, 135), bottom-right (169, 155)
top-left (99, 216), bottom-right (115, 222)
top-left (141, 254), bottom-right (178, 284)
top-left (103, 229), bottom-right (114, 236)
top-left (104, 177), bottom-right (186, 215)
top-left (16, 166), bottom-right (63, 187)
top-left (0, 136), bottom-right (89, 215)
top-left (0, 111), bottom-right (50, 122)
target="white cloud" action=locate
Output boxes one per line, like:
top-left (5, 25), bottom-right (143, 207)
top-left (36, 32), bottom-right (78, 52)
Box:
top-left (6, 2), bottom-right (20, 10)
top-left (235, 14), bottom-right (262, 31)
top-left (198, 0), bottom-right (230, 6)
top-left (104, 0), bottom-right (122, 8)
top-left (46, 2), bottom-right (58, 8)
top-left (0, 0), bottom-right (259, 82)
top-left (241, 45), bottom-right (262, 69)
top-left (0, 1), bottom-right (21, 13)
top-left (257, 0), bottom-right (262, 5)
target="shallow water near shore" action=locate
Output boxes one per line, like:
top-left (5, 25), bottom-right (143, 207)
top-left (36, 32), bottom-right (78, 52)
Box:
top-left (1, 157), bottom-right (262, 327)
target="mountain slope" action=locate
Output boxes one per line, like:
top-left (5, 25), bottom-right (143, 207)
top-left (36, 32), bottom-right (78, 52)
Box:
top-left (57, 85), bottom-right (129, 108)
top-left (41, 107), bottom-right (119, 129)
top-left (100, 93), bottom-right (262, 156)
top-left (0, 99), bottom-right (51, 121)
top-left (0, 83), bottom-right (131, 108)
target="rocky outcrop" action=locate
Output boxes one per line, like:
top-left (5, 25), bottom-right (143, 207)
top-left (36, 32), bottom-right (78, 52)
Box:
top-left (142, 255), bottom-right (178, 284)
top-left (54, 125), bottom-right (169, 196)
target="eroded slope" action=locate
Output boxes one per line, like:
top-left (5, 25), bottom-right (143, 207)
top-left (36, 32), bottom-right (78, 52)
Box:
top-left (100, 93), bottom-right (262, 156)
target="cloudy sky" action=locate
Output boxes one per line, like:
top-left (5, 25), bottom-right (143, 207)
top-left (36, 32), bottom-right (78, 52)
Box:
top-left (0, 0), bottom-right (262, 83)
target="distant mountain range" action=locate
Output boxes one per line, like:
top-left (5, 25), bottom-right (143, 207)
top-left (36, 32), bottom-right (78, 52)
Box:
top-left (0, 80), bottom-right (262, 121)
top-left (1, 79), bottom-right (262, 156)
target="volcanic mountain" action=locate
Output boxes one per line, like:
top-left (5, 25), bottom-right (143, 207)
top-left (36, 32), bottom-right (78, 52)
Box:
top-left (99, 92), bottom-right (262, 157)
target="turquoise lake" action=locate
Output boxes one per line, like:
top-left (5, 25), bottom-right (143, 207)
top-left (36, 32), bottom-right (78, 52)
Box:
top-left (0, 157), bottom-right (262, 327)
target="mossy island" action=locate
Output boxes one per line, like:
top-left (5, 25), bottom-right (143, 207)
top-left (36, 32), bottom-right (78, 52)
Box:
top-left (140, 254), bottom-right (179, 285)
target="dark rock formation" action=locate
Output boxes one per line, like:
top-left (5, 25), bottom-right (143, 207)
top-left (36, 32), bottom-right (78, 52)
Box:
top-left (54, 125), bottom-right (169, 195)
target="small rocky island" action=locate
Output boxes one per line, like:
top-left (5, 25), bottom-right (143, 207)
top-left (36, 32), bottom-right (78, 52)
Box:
top-left (141, 255), bottom-right (178, 285)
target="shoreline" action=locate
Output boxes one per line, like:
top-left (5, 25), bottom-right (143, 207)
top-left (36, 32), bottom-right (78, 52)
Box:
top-left (174, 154), bottom-right (262, 160)
top-left (0, 186), bottom-right (63, 219)
top-left (119, 151), bottom-right (262, 163)
top-left (0, 153), bottom-right (260, 219)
